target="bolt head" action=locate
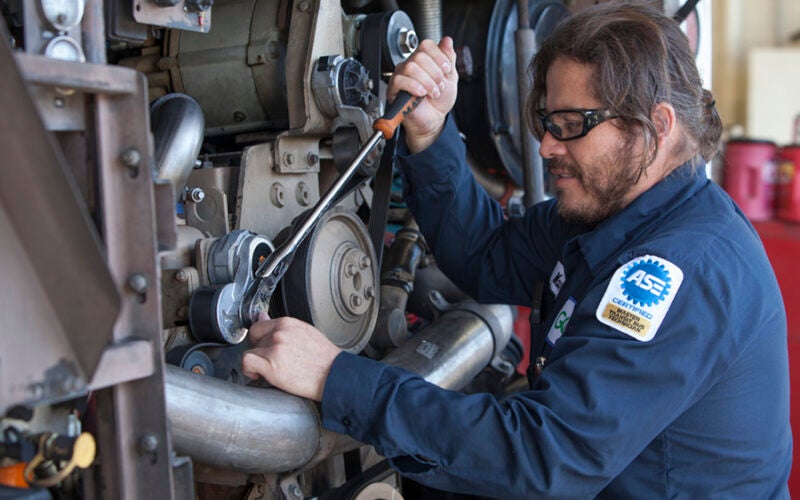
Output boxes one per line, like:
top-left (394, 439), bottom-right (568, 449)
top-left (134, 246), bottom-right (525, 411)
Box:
top-left (121, 148), bottom-right (141, 168)
top-left (138, 434), bottom-right (159, 453)
top-left (128, 273), bottom-right (148, 294)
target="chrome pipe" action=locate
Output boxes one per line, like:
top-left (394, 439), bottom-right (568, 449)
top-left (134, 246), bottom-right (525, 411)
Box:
top-left (151, 94), bottom-right (205, 202)
top-left (165, 365), bottom-right (321, 474)
top-left (165, 302), bottom-right (514, 473)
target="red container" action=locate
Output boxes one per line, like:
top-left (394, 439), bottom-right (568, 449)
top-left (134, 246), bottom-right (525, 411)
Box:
top-left (723, 139), bottom-right (778, 221)
top-left (777, 145), bottom-right (800, 223)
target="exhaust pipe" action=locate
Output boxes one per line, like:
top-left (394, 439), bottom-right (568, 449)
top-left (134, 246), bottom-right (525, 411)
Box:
top-left (165, 302), bottom-right (513, 473)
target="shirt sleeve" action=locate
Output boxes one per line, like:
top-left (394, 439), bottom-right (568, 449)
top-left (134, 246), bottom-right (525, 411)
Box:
top-left (395, 116), bottom-right (562, 306)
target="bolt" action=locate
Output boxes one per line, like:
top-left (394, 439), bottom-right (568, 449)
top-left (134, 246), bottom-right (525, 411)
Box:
top-left (284, 153), bottom-right (295, 166)
top-left (364, 286), bottom-right (375, 300)
top-left (54, 96), bottom-right (65, 108)
top-left (306, 152), bottom-right (319, 166)
top-left (296, 0), bottom-right (310, 12)
top-left (397, 28), bottom-right (419, 57)
top-left (350, 294), bottom-right (363, 308)
top-left (271, 183), bottom-right (286, 207)
top-left (138, 434), bottom-right (159, 454)
top-left (128, 273), bottom-right (148, 294)
top-left (120, 148), bottom-right (141, 168)
top-left (233, 110), bottom-right (247, 122)
top-left (358, 254), bottom-right (371, 269)
top-left (344, 263), bottom-right (356, 278)
top-left (189, 187), bottom-right (205, 203)
top-left (176, 305), bottom-right (189, 319)
top-left (174, 269), bottom-right (189, 283)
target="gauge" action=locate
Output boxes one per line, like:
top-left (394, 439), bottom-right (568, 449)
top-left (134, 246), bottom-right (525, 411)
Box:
top-left (39, 0), bottom-right (84, 32)
top-left (44, 35), bottom-right (85, 62)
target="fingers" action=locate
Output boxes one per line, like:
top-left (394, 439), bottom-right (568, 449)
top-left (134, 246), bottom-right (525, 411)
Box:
top-left (388, 37), bottom-right (457, 102)
top-left (241, 350), bottom-right (272, 380)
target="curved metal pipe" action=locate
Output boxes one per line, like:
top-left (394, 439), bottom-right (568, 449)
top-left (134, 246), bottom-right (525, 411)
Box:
top-left (165, 302), bottom-right (514, 474)
top-left (151, 93), bottom-right (205, 202)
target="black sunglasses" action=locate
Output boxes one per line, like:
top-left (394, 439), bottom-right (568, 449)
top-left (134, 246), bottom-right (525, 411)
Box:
top-left (534, 108), bottom-right (618, 141)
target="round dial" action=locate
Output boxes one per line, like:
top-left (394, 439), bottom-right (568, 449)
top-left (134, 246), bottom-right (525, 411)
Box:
top-left (44, 36), bottom-right (85, 62)
top-left (39, 0), bottom-right (84, 31)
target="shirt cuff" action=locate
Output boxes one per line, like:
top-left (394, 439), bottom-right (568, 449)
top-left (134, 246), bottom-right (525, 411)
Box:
top-left (320, 351), bottom-right (386, 439)
top-left (396, 114), bottom-right (466, 189)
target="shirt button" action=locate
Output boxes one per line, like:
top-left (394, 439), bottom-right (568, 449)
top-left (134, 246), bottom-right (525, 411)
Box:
top-left (342, 416), bottom-right (351, 427)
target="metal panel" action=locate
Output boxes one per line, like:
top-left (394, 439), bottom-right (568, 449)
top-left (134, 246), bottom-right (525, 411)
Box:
top-left (0, 32), bottom-right (120, 413)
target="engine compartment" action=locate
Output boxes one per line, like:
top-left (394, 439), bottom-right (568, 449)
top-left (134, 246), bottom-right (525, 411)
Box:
top-left (0, 0), bottom-right (574, 497)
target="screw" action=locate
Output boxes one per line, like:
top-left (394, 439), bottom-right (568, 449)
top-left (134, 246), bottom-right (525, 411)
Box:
top-left (364, 286), bottom-right (375, 299)
top-left (233, 111), bottom-right (247, 122)
top-left (189, 187), bottom-right (205, 203)
top-left (174, 269), bottom-right (189, 283)
top-left (350, 294), bottom-right (363, 308)
top-left (128, 273), bottom-right (148, 294)
top-left (284, 153), bottom-right (295, 166)
top-left (138, 434), bottom-right (159, 454)
top-left (176, 305), bottom-right (189, 319)
top-left (344, 263), bottom-right (356, 278)
top-left (306, 153), bottom-right (319, 166)
top-left (359, 255), bottom-right (371, 269)
top-left (120, 148), bottom-right (141, 168)
top-left (296, 0), bottom-right (310, 12)
top-left (54, 97), bottom-right (65, 108)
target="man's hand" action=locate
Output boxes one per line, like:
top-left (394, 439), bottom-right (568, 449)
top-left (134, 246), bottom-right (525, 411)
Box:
top-left (387, 37), bottom-right (458, 153)
top-left (242, 314), bottom-right (341, 402)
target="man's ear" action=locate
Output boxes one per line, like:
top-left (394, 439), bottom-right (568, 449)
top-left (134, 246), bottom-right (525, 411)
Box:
top-left (652, 102), bottom-right (676, 145)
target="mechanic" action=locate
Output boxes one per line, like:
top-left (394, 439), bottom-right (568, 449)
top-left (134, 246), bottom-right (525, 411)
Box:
top-left (242, 3), bottom-right (792, 497)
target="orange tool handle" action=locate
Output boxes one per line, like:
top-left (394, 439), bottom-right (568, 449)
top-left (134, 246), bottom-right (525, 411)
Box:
top-left (373, 91), bottom-right (424, 140)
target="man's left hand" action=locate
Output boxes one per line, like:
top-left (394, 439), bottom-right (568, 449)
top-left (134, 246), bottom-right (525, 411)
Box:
top-left (242, 314), bottom-right (341, 402)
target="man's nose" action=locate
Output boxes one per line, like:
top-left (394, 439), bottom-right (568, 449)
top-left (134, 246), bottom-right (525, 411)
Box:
top-left (538, 131), bottom-right (567, 159)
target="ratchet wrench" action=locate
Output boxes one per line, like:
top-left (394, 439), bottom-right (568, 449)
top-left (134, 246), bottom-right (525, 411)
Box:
top-left (240, 91), bottom-right (423, 326)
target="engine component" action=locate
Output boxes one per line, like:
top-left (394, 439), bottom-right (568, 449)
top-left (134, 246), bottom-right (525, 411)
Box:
top-left (371, 223), bottom-right (428, 349)
top-left (151, 93), bottom-right (205, 202)
top-left (280, 208), bottom-right (378, 353)
top-left (188, 230), bottom-right (274, 344)
top-left (163, 0), bottom-right (286, 135)
top-left (23, 432), bottom-right (96, 488)
top-left (312, 55), bottom-right (373, 118)
top-left (242, 91), bottom-right (422, 325)
top-left (166, 300), bottom-right (514, 474)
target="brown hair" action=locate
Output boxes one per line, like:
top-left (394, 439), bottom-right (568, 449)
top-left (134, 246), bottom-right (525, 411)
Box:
top-left (528, 2), bottom-right (722, 169)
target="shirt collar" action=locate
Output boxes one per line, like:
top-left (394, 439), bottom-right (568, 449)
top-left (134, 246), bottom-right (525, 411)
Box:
top-left (573, 160), bottom-right (709, 274)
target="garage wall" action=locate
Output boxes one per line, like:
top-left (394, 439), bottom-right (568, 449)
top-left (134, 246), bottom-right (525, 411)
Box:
top-left (712, 0), bottom-right (800, 142)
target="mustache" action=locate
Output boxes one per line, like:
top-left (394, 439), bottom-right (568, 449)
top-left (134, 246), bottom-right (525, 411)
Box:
top-left (547, 157), bottom-right (580, 178)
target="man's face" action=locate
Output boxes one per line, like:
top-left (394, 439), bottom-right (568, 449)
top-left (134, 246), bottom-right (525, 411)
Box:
top-left (539, 58), bottom-right (645, 225)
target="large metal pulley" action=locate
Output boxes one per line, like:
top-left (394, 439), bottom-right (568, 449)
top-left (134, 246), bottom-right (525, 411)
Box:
top-left (278, 208), bottom-right (378, 353)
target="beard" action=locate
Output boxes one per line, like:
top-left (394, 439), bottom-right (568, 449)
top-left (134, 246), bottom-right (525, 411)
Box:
top-left (551, 144), bottom-right (643, 225)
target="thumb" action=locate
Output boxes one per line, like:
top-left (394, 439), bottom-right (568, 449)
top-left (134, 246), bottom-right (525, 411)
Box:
top-left (242, 351), bottom-right (272, 380)
top-left (258, 311), bottom-right (270, 321)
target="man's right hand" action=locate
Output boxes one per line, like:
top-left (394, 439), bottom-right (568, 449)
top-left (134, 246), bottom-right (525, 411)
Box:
top-left (387, 37), bottom-right (458, 153)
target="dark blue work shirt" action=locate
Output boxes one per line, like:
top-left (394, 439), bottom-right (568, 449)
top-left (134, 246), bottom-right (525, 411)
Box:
top-left (321, 116), bottom-right (792, 498)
